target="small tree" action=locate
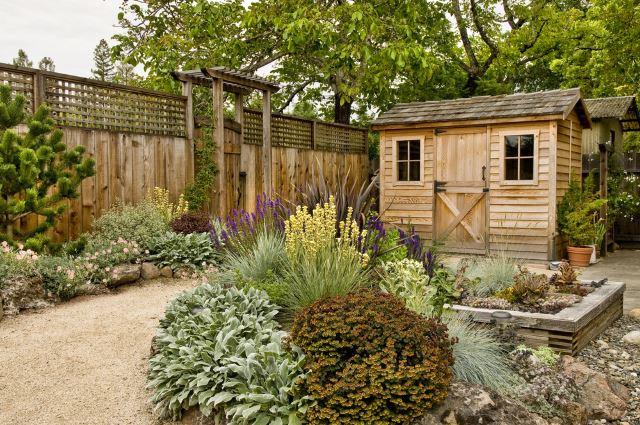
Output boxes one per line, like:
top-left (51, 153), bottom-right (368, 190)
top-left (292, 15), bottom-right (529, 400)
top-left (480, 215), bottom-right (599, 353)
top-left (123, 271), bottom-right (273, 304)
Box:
top-left (91, 39), bottom-right (114, 81)
top-left (38, 57), bottom-right (55, 72)
top-left (0, 85), bottom-right (95, 250)
top-left (12, 49), bottom-right (32, 68)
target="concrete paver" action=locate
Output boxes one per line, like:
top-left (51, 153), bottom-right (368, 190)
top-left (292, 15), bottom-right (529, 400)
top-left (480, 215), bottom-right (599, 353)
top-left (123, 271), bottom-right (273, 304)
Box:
top-left (579, 249), bottom-right (640, 313)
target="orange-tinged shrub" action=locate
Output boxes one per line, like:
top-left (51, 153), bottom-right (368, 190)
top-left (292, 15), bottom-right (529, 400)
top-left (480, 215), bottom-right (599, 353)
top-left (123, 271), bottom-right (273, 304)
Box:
top-left (290, 290), bottom-right (454, 424)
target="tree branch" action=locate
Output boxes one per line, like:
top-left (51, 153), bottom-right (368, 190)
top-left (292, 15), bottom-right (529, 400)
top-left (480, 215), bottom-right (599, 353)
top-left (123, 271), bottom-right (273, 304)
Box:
top-left (502, 0), bottom-right (525, 29)
top-left (277, 80), bottom-right (313, 113)
top-left (470, 0), bottom-right (498, 55)
top-left (241, 52), bottom-right (287, 73)
top-left (451, 0), bottom-right (479, 70)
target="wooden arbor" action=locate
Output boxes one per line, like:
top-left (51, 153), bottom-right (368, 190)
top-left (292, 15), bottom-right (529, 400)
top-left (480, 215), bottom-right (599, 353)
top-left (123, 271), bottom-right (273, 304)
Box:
top-left (172, 67), bottom-right (280, 216)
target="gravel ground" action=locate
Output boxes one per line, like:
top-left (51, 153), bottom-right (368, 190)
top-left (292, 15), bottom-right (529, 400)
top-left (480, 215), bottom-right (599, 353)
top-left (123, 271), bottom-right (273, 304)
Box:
top-left (0, 278), bottom-right (199, 425)
top-left (577, 315), bottom-right (640, 425)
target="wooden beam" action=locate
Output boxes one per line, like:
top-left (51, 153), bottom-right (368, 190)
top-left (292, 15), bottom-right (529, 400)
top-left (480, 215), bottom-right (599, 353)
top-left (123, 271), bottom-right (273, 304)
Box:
top-left (262, 90), bottom-right (272, 196)
top-left (204, 68), bottom-right (280, 93)
top-left (598, 143), bottom-right (608, 257)
top-left (181, 81), bottom-right (194, 140)
top-left (212, 77), bottom-right (226, 216)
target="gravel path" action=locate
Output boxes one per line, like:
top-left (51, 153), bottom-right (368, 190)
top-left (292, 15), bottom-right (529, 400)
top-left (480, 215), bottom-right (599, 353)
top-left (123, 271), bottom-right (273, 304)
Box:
top-left (0, 278), bottom-right (199, 425)
top-left (577, 315), bottom-right (640, 425)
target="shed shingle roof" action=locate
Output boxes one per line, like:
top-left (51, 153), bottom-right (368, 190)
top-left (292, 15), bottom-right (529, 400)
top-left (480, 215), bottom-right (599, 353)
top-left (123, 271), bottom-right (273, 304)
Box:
top-left (372, 88), bottom-right (589, 128)
top-left (584, 96), bottom-right (640, 131)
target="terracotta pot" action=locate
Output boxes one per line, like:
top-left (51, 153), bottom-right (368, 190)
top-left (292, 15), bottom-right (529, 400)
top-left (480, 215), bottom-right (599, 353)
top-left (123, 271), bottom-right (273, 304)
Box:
top-left (567, 246), bottom-right (593, 267)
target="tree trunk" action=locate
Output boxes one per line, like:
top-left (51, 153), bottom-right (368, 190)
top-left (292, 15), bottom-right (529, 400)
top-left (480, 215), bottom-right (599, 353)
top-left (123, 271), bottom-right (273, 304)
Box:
top-left (334, 92), bottom-right (352, 125)
top-left (465, 74), bottom-right (479, 97)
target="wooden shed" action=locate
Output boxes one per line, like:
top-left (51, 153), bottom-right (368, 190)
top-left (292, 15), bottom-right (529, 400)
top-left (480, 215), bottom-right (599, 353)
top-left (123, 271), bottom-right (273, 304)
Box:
top-left (372, 88), bottom-right (592, 262)
top-left (583, 96), bottom-right (639, 156)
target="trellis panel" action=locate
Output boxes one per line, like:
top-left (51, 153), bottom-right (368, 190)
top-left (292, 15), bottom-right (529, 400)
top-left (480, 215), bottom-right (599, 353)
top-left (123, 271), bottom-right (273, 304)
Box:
top-left (243, 108), bottom-right (367, 153)
top-left (0, 67), bottom-right (35, 112)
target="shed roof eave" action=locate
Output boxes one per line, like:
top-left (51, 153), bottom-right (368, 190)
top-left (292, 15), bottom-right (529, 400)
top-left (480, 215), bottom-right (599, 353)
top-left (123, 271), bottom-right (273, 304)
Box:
top-left (370, 113), bottom-right (566, 131)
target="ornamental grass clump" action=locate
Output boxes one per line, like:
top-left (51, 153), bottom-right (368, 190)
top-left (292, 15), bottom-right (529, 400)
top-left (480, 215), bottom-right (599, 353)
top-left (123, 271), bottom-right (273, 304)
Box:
top-left (290, 290), bottom-right (454, 424)
top-left (466, 252), bottom-right (520, 297)
top-left (148, 283), bottom-right (310, 423)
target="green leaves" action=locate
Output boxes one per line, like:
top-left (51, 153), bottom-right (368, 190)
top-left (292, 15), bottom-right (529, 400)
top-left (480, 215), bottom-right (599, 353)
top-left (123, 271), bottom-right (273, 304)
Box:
top-left (148, 283), bottom-right (310, 423)
top-left (0, 86), bottom-right (95, 248)
top-left (148, 231), bottom-right (219, 271)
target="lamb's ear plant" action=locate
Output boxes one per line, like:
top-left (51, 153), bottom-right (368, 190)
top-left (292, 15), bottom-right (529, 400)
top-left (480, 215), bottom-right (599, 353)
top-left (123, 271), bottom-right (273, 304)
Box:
top-left (148, 283), bottom-right (310, 423)
top-left (148, 231), bottom-right (219, 270)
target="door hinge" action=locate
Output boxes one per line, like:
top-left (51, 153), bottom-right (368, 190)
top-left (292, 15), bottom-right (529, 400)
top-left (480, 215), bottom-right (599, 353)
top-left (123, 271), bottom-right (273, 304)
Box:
top-left (435, 180), bottom-right (447, 192)
top-left (483, 187), bottom-right (489, 193)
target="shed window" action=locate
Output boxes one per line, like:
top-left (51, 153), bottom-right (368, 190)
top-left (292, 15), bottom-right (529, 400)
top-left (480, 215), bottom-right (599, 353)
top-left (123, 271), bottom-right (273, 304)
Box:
top-left (396, 139), bottom-right (421, 181)
top-left (504, 134), bottom-right (535, 181)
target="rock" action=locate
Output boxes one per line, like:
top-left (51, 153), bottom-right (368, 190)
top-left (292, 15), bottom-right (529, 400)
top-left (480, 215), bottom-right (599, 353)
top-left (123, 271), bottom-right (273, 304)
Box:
top-left (141, 262), bottom-right (160, 280)
top-left (629, 309), bottom-right (640, 319)
top-left (109, 264), bottom-right (141, 287)
top-left (415, 382), bottom-right (549, 425)
top-left (596, 339), bottom-right (609, 350)
top-left (159, 266), bottom-right (173, 278)
top-left (0, 276), bottom-right (51, 315)
top-left (622, 331), bottom-right (640, 346)
top-left (75, 283), bottom-right (110, 296)
top-left (561, 356), bottom-right (629, 421)
top-left (174, 267), bottom-right (193, 279)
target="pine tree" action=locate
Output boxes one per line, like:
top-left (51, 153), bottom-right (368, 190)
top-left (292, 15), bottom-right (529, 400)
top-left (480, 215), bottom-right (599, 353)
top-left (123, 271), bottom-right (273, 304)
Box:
top-left (38, 57), bottom-right (55, 72)
top-left (114, 62), bottom-right (138, 85)
top-left (0, 85), bottom-right (95, 250)
top-left (12, 49), bottom-right (32, 68)
top-left (92, 39), bottom-right (114, 81)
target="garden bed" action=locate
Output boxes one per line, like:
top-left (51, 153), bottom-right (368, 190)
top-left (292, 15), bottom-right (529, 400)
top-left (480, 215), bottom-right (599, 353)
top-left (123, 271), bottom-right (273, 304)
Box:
top-left (452, 281), bottom-right (625, 355)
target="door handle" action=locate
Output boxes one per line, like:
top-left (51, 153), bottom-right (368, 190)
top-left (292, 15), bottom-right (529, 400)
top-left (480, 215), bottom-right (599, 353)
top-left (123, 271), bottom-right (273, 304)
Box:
top-left (481, 165), bottom-right (486, 181)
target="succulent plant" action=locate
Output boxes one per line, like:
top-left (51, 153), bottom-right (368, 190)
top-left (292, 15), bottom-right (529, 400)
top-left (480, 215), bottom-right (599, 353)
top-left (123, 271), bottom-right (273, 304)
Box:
top-left (497, 266), bottom-right (548, 305)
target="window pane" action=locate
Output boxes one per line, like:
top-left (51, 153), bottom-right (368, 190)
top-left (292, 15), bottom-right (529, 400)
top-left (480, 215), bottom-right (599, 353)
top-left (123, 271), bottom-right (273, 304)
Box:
top-left (409, 161), bottom-right (420, 181)
top-left (398, 141), bottom-right (408, 160)
top-left (520, 158), bottom-right (534, 180)
top-left (398, 161), bottom-right (408, 181)
top-left (505, 158), bottom-right (518, 180)
top-left (409, 140), bottom-right (420, 160)
top-left (505, 136), bottom-right (519, 157)
top-left (520, 134), bottom-right (534, 156)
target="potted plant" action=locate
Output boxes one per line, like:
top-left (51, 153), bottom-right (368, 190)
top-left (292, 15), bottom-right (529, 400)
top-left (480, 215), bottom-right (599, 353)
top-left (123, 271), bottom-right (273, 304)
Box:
top-left (558, 174), bottom-right (607, 267)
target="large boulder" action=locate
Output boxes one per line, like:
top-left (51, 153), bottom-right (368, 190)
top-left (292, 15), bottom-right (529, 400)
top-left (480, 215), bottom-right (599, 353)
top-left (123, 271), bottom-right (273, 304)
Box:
top-left (561, 356), bottom-right (629, 421)
top-left (415, 382), bottom-right (549, 425)
top-left (141, 262), bottom-right (160, 280)
top-left (0, 275), bottom-right (51, 315)
top-left (108, 264), bottom-right (141, 287)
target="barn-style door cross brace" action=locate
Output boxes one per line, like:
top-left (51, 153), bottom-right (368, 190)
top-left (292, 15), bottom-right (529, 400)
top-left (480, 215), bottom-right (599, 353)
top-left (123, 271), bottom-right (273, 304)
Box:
top-left (436, 192), bottom-right (485, 243)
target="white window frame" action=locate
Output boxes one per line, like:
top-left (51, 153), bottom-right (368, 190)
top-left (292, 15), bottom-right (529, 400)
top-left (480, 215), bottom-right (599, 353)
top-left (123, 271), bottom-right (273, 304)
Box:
top-left (391, 135), bottom-right (424, 186)
top-left (499, 129), bottom-right (539, 186)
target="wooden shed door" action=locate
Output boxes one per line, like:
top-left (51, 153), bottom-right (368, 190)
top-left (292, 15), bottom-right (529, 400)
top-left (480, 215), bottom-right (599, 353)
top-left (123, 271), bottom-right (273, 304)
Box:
top-left (434, 128), bottom-right (488, 254)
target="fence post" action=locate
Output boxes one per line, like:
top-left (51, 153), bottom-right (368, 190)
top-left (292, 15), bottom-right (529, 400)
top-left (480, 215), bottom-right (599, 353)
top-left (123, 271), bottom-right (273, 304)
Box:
top-left (181, 81), bottom-right (194, 140)
top-left (262, 90), bottom-right (272, 196)
top-left (32, 70), bottom-right (45, 112)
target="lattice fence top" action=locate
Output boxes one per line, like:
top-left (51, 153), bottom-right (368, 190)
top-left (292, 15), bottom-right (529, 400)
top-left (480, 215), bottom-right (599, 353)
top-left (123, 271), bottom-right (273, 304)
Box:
top-left (0, 63), bottom-right (187, 137)
top-left (244, 108), bottom-right (367, 153)
top-left (0, 67), bottom-right (34, 112)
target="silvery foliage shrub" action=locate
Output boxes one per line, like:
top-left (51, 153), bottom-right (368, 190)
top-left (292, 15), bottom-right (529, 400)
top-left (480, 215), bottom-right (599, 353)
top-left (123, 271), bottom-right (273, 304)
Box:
top-left (379, 258), bottom-right (437, 316)
top-left (466, 253), bottom-right (520, 297)
top-left (148, 283), bottom-right (310, 423)
top-left (148, 232), bottom-right (219, 271)
top-left (443, 314), bottom-right (522, 392)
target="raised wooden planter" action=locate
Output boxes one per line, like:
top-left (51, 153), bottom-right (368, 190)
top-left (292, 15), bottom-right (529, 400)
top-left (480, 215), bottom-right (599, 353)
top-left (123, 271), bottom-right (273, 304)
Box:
top-left (452, 281), bottom-right (625, 355)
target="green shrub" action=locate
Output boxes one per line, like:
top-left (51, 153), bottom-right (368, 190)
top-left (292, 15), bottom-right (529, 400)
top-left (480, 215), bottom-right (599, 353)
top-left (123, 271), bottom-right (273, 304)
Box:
top-left (379, 258), bottom-right (434, 315)
top-left (79, 238), bottom-right (142, 284)
top-left (466, 253), bottom-right (520, 297)
top-left (280, 244), bottom-right (370, 317)
top-left (36, 255), bottom-right (83, 300)
top-left (290, 290), bottom-right (454, 424)
top-left (148, 231), bottom-right (218, 271)
top-left (90, 200), bottom-right (170, 251)
top-left (0, 242), bottom-right (39, 287)
top-left (148, 283), bottom-right (309, 422)
top-left (443, 314), bottom-right (521, 392)
top-left (376, 228), bottom-right (408, 263)
top-left (169, 211), bottom-right (213, 235)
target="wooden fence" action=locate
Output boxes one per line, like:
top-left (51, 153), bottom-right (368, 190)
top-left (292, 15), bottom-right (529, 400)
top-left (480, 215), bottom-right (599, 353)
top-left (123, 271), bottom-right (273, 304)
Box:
top-left (1, 62), bottom-right (369, 241)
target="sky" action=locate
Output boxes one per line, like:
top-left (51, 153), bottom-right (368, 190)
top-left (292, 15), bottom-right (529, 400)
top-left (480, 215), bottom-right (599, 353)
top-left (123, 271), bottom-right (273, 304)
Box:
top-left (0, 0), bottom-right (121, 76)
